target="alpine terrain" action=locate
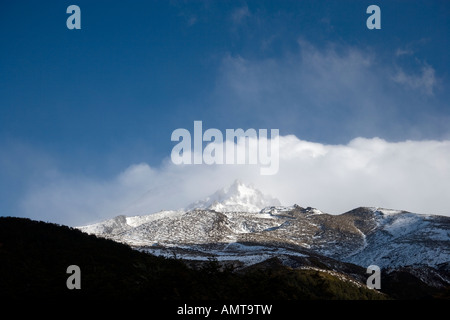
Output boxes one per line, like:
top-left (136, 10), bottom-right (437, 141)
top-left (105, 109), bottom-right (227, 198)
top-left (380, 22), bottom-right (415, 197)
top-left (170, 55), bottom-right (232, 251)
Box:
top-left (78, 180), bottom-right (450, 298)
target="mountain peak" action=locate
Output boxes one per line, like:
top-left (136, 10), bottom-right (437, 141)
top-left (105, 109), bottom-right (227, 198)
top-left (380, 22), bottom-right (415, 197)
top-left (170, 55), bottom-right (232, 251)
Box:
top-left (186, 180), bottom-right (281, 213)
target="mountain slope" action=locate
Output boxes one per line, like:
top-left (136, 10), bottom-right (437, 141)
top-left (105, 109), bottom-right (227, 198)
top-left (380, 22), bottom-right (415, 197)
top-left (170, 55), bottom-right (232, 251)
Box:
top-left (81, 204), bottom-right (450, 269)
top-left (0, 217), bottom-right (387, 300)
top-left (343, 207), bottom-right (450, 268)
top-left (77, 181), bottom-right (450, 296)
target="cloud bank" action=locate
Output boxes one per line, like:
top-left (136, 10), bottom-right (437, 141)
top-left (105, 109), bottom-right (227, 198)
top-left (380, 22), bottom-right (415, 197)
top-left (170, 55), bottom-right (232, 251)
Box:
top-left (19, 135), bottom-right (450, 226)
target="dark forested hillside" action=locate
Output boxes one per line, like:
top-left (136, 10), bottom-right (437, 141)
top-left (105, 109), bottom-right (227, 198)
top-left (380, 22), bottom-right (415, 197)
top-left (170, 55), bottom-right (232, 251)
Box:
top-left (0, 217), bottom-right (396, 300)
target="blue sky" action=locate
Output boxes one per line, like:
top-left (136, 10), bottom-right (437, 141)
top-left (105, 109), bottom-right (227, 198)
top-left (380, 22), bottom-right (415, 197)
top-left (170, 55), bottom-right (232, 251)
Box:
top-left (1, 1), bottom-right (450, 225)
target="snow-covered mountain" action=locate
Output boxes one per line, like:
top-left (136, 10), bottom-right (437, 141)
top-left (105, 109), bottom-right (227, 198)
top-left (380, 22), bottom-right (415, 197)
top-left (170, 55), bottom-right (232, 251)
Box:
top-left (186, 180), bottom-right (281, 213)
top-left (78, 182), bottom-right (450, 281)
top-left (79, 180), bottom-right (279, 235)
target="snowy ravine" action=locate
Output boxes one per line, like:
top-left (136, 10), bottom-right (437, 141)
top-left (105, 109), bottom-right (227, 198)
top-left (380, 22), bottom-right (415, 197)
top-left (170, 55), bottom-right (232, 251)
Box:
top-left (78, 180), bottom-right (450, 272)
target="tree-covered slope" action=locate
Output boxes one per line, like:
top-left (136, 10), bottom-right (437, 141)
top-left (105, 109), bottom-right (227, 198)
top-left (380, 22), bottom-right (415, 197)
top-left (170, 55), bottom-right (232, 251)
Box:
top-left (0, 217), bottom-right (390, 300)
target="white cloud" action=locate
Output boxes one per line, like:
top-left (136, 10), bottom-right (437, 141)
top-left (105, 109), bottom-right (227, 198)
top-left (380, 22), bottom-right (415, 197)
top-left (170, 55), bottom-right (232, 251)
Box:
top-left (231, 5), bottom-right (251, 25)
top-left (218, 40), bottom-right (376, 106)
top-left (213, 41), bottom-right (395, 142)
top-left (19, 135), bottom-right (450, 226)
top-left (19, 163), bottom-right (157, 226)
top-left (395, 48), bottom-right (414, 57)
top-left (212, 40), bottom-right (447, 143)
top-left (392, 63), bottom-right (437, 95)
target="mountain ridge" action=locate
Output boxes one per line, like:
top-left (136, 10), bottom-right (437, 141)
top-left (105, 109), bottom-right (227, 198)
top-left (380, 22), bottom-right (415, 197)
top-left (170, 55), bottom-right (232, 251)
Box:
top-left (2, 216), bottom-right (449, 300)
top-left (78, 182), bottom-right (450, 275)
top-left (0, 216), bottom-right (391, 300)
